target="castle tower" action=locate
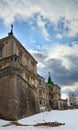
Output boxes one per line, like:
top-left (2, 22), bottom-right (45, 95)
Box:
top-left (0, 26), bottom-right (40, 120)
top-left (47, 73), bottom-right (62, 109)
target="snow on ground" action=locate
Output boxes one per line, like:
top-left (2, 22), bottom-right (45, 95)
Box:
top-left (0, 109), bottom-right (78, 130)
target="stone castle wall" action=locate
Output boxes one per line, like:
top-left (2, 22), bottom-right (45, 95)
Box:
top-left (0, 67), bottom-right (39, 120)
top-left (0, 73), bottom-right (17, 120)
top-left (16, 74), bottom-right (39, 119)
top-left (0, 34), bottom-right (67, 120)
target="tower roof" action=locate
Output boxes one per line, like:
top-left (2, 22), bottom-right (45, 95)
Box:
top-left (47, 72), bottom-right (54, 85)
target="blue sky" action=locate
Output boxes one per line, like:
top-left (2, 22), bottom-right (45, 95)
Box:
top-left (0, 0), bottom-right (78, 99)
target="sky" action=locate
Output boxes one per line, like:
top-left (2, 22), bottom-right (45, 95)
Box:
top-left (0, 0), bottom-right (78, 99)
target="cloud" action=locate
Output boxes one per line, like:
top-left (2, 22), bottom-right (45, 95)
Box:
top-left (0, 0), bottom-right (41, 24)
top-left (56, 33), bottom-right (63, 39)
top-left (36, 14), bottom-right (50, 40)
top-left (47, 43), bottom-right (78, 69)
top-left (0, 0), bottom-right (78, 37)
top-left (42, 57), bottom-right (78, 86)
top-left (61, 82), bottom-right (78, 98)
top-left (66, 19), bottom-right (78, 37)
top-left (30, 50), bottom-right (47, 71)
top-left (30, 42), bottom-right (78, 97)
top-left (62, 83), bottom-right (78, 94)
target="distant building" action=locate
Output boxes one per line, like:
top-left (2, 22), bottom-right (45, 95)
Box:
top-left (37, 73), bottom-right (67, 111)
top-left (0, 27), bottom-right (67, 120)
top-left (37, 74), bottom-right (50, 111)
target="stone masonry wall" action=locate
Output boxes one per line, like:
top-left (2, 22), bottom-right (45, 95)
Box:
top-left (0, 35), bottom-right (40, 120)
top-left (16, 75), bottom-right (40, 119)
top-left (0, 74), bottom-right (18, 120)
top-left (0, 68), bottom-right (40, 120)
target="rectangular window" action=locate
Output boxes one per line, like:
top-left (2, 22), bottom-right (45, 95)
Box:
top-left (0, 47), bottom-right (2, 57)
top-left (39, 80), bottom-right (41, 85)
top-left (39, 100), bottom-right (42, 105)
top-left (39, 90), bottom-right (42, 96)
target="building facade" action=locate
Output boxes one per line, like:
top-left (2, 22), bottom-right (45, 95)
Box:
top-left (37, 73), bottom-right (67, 111)
top-left (0, 31), bottom-right (39, 120)
top-left (37, 74), bottom-right (50, 111)
top-left (0, 28), bottom-right (67, 120)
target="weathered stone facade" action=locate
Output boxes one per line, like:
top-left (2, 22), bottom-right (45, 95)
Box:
top-left (49, 84), bottom-right (67, 110)
top-left (0, 33), bottom-right (39, 120)
top-left (37, 75), bottom-right (50, 111)
top-left (37, 74), bottom-right (67, 111)
top-left (0, 30), bottom-right (67, 120)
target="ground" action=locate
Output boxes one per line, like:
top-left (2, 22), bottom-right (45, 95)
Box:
top-left (0, 109), bottom-right (78, 130)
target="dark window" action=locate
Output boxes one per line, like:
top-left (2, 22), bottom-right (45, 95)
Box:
top-left (51, 88), bottom-right (53, 91)
top-left (44, 101), bottom-right (45, 105)
top-left (11, 57), bottom-right (13, 61)
top-left (39, 100), bottom-right (42, 105)
top-left (0, 47), bottom-right (2, 57)
top-left (15, 56), bottom-right (17, 61)
top-left (0, 65), bottom-right (2, 68)
top-left (39, 80), bottom-right (41, 85)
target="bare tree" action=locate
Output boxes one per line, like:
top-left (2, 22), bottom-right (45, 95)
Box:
top-left (68, 92), bottom-right (77, 106)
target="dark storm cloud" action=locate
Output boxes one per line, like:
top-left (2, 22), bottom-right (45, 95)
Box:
top-left (66, 55), bottom-right (78, 69)
top-left (32, 51), bottom-right (78, 87)
top-left (45, 57), bottom-right (78, 86)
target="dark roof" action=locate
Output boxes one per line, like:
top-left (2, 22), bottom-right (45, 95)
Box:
top-left (47, 73), bottom-right (54, 85)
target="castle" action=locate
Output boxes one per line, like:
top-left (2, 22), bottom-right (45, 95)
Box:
top-left (0, 27), bottom-right (67, 120)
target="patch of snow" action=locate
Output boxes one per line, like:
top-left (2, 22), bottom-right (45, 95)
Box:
top-left (40, 106), bottom-right (46, 112)
top-left (0, 109), bottom-right (78, 130)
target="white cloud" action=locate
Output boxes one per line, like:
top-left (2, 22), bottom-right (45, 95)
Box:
top-left (30, 42), bottom-right (78, 98)
top-left (36, 15), bottom-right (50, 40)
top-left (47, 43), bottom-right (78, 69)
top-left (0, 0), bottom-right (78, 37)
top-left (61, 82), bottom-right (78, 99)
top-left (47, 43), bottom-right (78, 97)
top-left (30, 42), bottom-right (78, 71)
top-left (0, 0), bottom-right (41, 25)
top-left (62, 82), bottom-right (78, 93)
top-left (66, 20), bottom-right (78, 37)
top-left (56, 33), bottom-right (63, 39)
top-left (61, 93), bottom-right (68, 99)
